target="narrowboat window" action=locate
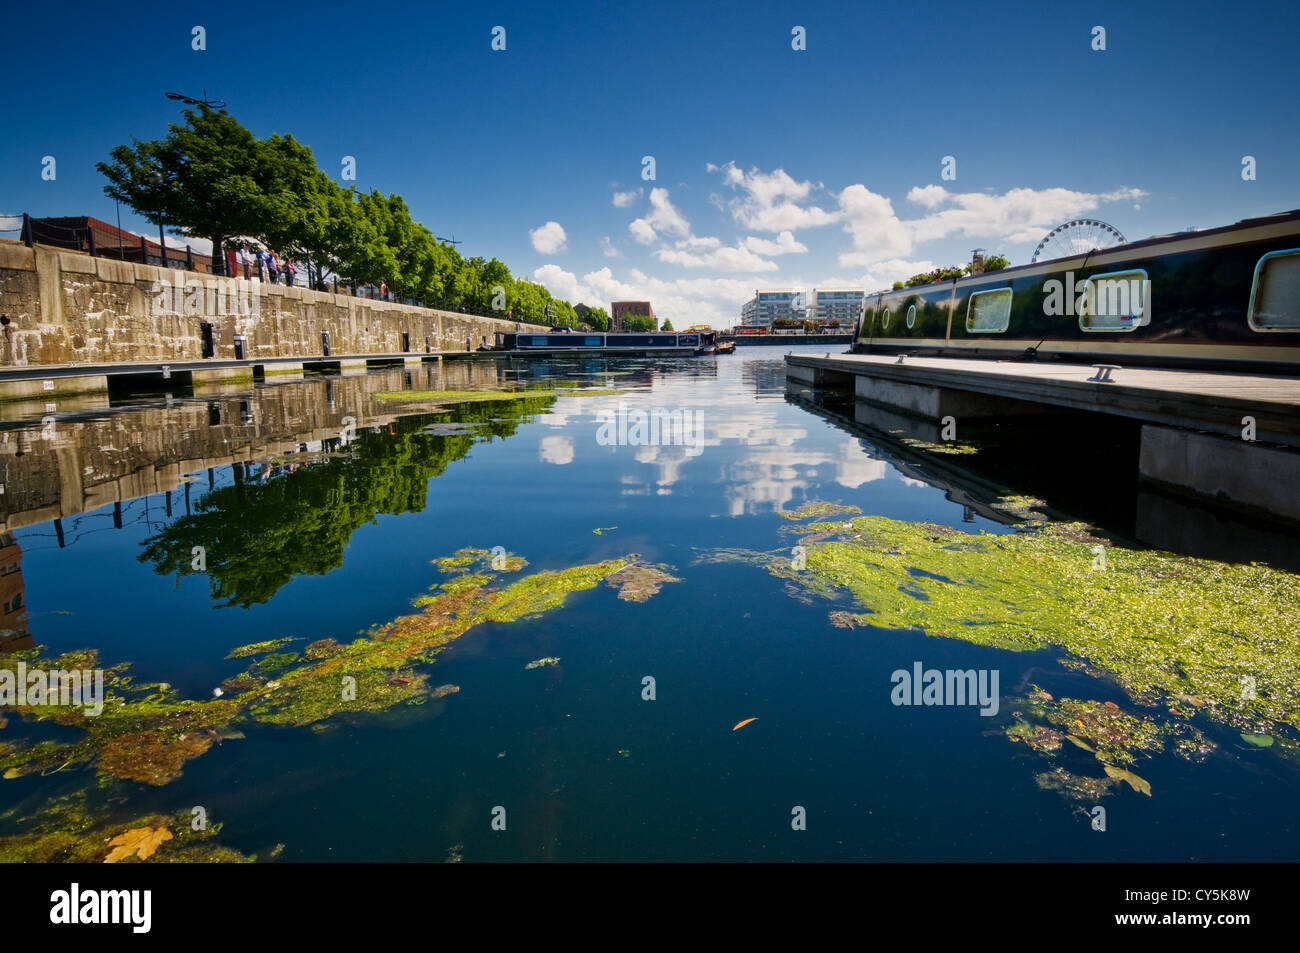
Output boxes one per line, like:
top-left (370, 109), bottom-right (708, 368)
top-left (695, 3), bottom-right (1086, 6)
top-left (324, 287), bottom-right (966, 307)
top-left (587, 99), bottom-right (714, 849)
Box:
top-left (966, 287), bottom-right (1012, 333)
top-left (1080, 269), bottom-right (1149, 332)
top-left (906, 304), bottom-right (917, 329)
top-left (881, 309), bottom-right (892, 331)
top-left (1248, 248), bottom-right (1300, 331)
top-left (585, 336), bottom-right (601, 345)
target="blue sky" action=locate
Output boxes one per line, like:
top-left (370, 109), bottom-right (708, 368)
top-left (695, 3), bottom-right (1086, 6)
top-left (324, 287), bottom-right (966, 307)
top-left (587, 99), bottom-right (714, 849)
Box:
top-left (4, 0), bottom-right (1297, 326)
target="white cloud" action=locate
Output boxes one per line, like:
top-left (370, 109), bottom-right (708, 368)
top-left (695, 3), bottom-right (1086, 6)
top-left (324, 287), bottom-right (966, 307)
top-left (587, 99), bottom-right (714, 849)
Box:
top-left (741, 230), bottom-right (808, 256)
top-left (654, 243), bottom-right (777, 273)
top-left (859, 259), bottom-right (938, 290)
top-left (532, 263), bottom-right (756, 328)
top-left (600, 236), bottom-right (622, 258)
top-left (837, 183), bottom-right (1150, 269)
top-left (529, 221), bottom-right (567, 254)
top-left (835, 184), bottom-right (912, 267)
top-left (612, 188), bottom-right (642, 208)
top-left (675, 235), bottom-right (722, 250)
top-left (907, 184), bottom-right (950, 209)
top-left (628, 219), bottom-right (657, 245)
top-left (539, 436), bottom-right (574, 465)
top-left (628, 187), bottom-right (691, 244)
top-left (712, 161), bottom-right (838, 232)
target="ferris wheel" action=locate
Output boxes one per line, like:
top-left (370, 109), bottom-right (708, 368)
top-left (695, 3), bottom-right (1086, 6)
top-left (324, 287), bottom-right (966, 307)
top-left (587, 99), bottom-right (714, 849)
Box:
top-left (1030, 219), bottom-right (1127, 263)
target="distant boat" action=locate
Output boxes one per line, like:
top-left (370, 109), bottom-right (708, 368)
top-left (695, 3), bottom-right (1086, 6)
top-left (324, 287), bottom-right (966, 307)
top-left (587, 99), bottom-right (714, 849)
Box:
top-left (715, 339), bottom-right (736, 355)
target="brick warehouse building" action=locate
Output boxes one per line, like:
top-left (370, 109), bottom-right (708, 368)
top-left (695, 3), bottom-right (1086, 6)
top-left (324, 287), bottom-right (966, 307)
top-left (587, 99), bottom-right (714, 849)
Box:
top-left (610, 300), bottom-right (655, 331)
top-left (29, 216), bottom-right (215, 272)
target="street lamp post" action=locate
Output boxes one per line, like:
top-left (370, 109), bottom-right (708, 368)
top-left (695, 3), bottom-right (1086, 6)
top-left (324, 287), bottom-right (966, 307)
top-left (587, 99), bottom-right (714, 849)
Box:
top-left (147, 171), bottom-right (166, 268)
top-left (164, 91), bottom-right (227, 275)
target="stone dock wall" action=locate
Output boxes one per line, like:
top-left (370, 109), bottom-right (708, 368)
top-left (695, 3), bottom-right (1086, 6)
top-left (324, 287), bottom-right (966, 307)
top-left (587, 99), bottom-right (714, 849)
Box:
top-left (0, 238), bottom-right (545, 368)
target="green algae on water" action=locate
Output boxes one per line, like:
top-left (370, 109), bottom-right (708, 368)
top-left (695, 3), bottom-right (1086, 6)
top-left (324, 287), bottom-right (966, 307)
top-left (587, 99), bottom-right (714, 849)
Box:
top-left (605, 561), bottom-right (682, 602)
top-left (780, 501), bottom-right (863, 521)
top-left (374, 389), bottom-right (554, 403)
top-left (760, 513), bottom-right (1300, 738)
top-left (0, 551), bottom-right (660, 787)
top-left (226, 638), bottom-right (295, 659)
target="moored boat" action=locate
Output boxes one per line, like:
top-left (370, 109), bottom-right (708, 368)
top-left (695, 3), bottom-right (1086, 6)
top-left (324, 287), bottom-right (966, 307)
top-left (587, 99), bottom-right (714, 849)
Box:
top-left (855, 208), bottom-right (1300, 373)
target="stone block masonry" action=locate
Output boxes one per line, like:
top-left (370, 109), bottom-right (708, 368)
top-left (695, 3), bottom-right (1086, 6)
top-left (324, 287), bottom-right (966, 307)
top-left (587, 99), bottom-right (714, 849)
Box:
top-left (0, 239), bottom-right (546, 368)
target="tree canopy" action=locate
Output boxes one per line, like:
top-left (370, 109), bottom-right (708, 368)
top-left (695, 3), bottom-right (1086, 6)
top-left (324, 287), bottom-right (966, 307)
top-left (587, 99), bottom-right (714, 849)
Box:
top-left (97, 107), bottom-right (581, 323)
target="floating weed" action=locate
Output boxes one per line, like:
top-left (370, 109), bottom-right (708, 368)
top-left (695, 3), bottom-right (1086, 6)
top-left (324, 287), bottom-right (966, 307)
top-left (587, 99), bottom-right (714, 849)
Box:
top-left (251, 651), bottom-right (299, 674)
top-left (374, 389), bottom-right (554, 404)
top-left (755, 514), bottom-right (1300, 738)
top-left (0, 550), bottom-right (652, 838)
top-left (605, 561), bottom-right (681, 602)
top-left (1006, 721), bottom-right (1065, 753)
top-left (1035, 766), bottom-right (1117, 801)
top-left (780, 501), bottom-right (863, 521)
top-left (0, 797), bottom-right (252, 864)
top-left (437, 573), bottom-right (493, 598)
top-left (432, 548), bottom-right (489, 572)
top-left (900, 437), bottom-right (980, 456)
top-left (557, 388), bottom-right (626, 398)
top-left (226, 638), bottom-right (295, 660)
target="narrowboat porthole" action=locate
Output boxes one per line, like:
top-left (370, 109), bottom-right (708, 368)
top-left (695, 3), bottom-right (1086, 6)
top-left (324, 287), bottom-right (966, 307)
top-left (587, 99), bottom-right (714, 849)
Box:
top-left (966, 287), bottom-right (1012, 333)
top-left (881, 309), bottom-right (892, 331)
top-left (906, 305), bottom-right (917, 329)
top-left (1248, 248), bottom-right (1300, 331)
top-left (1080, 269), bottom-right (1149, 332)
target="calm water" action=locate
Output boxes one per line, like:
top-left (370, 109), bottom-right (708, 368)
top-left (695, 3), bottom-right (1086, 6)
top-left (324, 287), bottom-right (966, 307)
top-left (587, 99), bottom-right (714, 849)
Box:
top-left (1, 345), bottom-right (1297, 861)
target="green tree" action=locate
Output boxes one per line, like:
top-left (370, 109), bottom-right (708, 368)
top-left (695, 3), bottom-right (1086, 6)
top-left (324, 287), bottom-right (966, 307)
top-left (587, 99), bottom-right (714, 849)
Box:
top-left (621, 313), bottom-right (655, 332)
top-left (661, 319), bottom-right (674, 331)
top-left (581, 305), bottom-right (611, 330)
top-left (97, 106), bottom-right (268, 274)
top-left (139, 394), bottom-right (556, 607)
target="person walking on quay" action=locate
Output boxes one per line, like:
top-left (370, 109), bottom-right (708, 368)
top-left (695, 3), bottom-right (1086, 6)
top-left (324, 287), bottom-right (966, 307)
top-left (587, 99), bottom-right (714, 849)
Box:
top-left (285, 260), bottom-right (296, 286)
top-left (268, 253), bottom-right (279, 285)
top-left (380, 280), bottom-right (387, 301)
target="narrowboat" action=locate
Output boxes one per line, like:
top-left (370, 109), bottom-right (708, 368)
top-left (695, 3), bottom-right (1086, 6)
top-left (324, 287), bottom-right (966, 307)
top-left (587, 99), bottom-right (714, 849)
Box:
top-left (855, 209), bottom-right (1300, 373)
top-left (493, 331), bottom-right (705, 353)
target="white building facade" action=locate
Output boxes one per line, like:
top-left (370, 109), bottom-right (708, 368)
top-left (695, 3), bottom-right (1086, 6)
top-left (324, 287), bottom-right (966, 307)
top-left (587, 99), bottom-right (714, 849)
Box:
top-left (740, 288), bottom-right (864, 326)
top-left (739, 289), bottom-right (808, 326)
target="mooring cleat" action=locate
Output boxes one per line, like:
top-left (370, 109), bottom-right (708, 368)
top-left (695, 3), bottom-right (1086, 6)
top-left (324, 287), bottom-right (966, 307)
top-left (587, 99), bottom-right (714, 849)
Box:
top-left (1088, 364), bottom-right (1121, 382)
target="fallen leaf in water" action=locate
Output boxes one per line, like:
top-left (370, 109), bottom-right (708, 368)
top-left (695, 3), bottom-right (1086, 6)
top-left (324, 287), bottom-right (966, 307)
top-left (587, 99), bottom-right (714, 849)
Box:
top-left (1065, 734), bottom-right (1095, 753)
top-left (431, 684), bottom-right (459, 699)
top-left (1240, 733), bottom-right (1274, 747)
top-left (525, 657), bottom-right (560, 670)
top-left (1103, 764), bottom-right (1152, 796)
top-left (733, 717), bottom-right (759, 731)
top-left (104, 825), bottom-right (173, 863)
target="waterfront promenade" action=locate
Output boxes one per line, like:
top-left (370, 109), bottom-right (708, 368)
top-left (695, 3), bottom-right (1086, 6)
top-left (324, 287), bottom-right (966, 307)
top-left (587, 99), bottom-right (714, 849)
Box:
top-left (0, 238), bottom-right (546, 402)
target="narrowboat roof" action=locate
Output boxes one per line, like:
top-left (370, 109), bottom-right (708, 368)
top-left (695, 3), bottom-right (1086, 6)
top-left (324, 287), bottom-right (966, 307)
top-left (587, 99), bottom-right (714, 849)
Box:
top-left (868, 208), bottom-right (1300, 295)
